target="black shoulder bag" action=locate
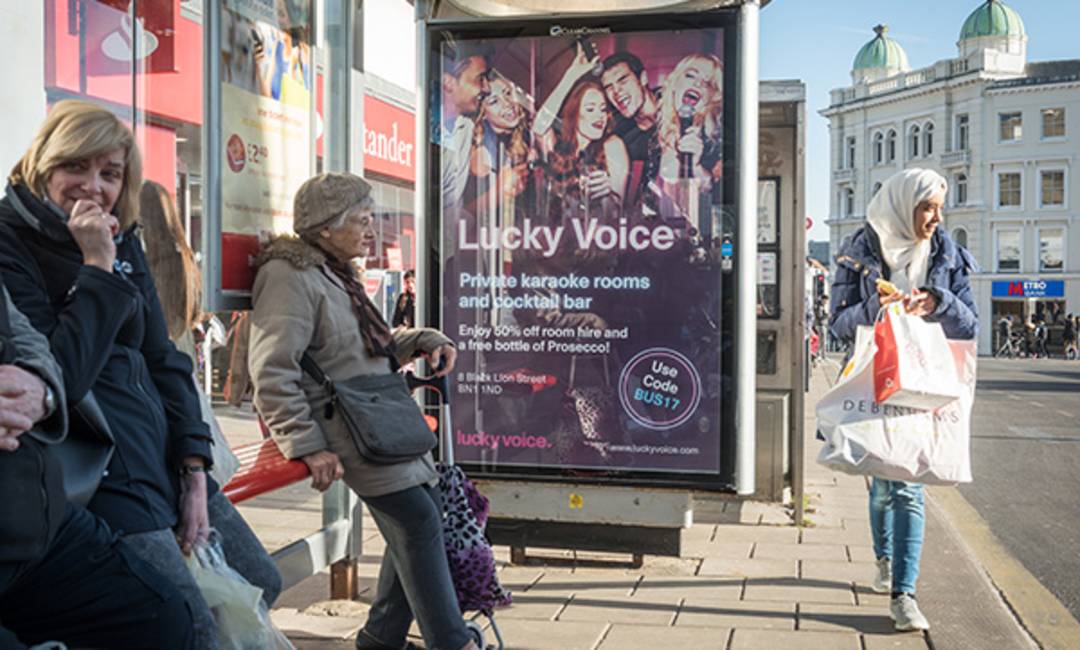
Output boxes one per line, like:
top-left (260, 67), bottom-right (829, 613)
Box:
top-left (300, 353), bottom-right (436, 464)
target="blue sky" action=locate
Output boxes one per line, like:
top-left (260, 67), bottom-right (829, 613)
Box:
top-left (760, 0), bottom-right (1080, 243)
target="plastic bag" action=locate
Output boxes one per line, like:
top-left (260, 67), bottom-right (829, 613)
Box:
top-left (187, 532), bottom-right (294, 650)
top-left (194, 378), bottom-right (241, 486)
top-left (817, 330), bottom-right (976, 485)
top-left (873, 303), bottom-right (962, 410)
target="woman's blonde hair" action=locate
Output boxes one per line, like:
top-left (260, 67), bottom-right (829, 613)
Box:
top-left (9, 99), bottom-right (143, 229)
top-left (657, 54), bottom-right (724, 154)
top-left (140, 180), bottom-right (202, 340)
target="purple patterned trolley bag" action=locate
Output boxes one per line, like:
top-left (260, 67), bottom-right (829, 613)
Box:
top-left (437, 463), bottom-right (513, 613)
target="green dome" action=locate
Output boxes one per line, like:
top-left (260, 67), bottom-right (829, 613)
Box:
top-left (960, 0), bottom-right (1025, 41)
top-left (853, 25), bottom-right (910, 72)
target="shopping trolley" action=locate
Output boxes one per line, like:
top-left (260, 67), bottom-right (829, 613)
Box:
top-left (406, 369), bottom-right (511, 650)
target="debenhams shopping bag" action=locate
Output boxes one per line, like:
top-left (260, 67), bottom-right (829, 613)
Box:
top-left (817, 330), bottom-right (976, 485)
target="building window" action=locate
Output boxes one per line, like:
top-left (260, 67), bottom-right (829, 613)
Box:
top-left (999, 112), bottom-right (1023, 142)
top-left (1042, 108), bottom-right (1066, 139)
top-left (844, 187), bottom-right (855, 217)
top-left (1039, 228), bottom-right (1065, 272)
top-left (997, 172), bottom-right (1022, 208)
top-left (956, 114), bottom-right (969, 150)
top-left (872, 181), bottom-right (882, 197)
top-left (953, 228), bottom-right (968, 249)
top-left (873, 132), bottom-right (884, 164)
top-left (908, 125), bottom-right (921, 159)
top-left (954, 173), bottom-right (968, 206)
top-left (887, 129), bottom-right (897, 161)
top-left (996, 230), bottom-right (1021, 272)
top-left (845, 136), bottom-right (856, 169)
top-left (923, 122), bottom-right (934, 156)
top-left (1040, 170), bottom-right (1065, 208)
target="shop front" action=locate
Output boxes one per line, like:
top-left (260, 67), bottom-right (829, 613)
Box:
top-left (991, 279), bottom-right (1068, 353)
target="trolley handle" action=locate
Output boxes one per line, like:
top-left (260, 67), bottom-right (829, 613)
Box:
top-left (404, 362), bottom-right (450, 405)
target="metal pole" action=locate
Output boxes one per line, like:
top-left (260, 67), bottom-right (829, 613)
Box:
top-left (735, 0), bottom-right (760, 496)
top-left (202, 0), bottom-right (222, 313)
top-left (414, 0), bottom-right (430, 333)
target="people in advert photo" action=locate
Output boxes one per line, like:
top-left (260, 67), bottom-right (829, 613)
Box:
top-left (601, 52), bottom-right (660, 208)
top-left (652, 53), bottom-right (724, 192)
top-left (441, 42), bottom-right (492, 211)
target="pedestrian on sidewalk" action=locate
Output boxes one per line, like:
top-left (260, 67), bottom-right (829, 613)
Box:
top-left (248, 172), bottom-right (480, 650)
top-left (829, 168), bottom-right (978, 632)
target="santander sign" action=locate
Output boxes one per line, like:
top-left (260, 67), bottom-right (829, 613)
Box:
top-left (363, 96), bottom-right (415, 183)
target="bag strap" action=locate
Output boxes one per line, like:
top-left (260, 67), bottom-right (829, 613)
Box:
top-left (300, 352), bottom-right (338, 419)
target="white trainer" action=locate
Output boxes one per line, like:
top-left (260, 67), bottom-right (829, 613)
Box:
top-left (872, 556), bottom-right (892, 593)
top-left (890, 593), bottom-right (930, 631)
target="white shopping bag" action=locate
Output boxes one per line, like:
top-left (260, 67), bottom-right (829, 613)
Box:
top-left (873, 303), bottom-right (962, 411)
top-left (817, 336), bottom-right (977, 485)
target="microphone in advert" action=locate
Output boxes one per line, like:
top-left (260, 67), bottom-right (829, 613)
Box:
top-left (677, 99), bottom-right (695, 178)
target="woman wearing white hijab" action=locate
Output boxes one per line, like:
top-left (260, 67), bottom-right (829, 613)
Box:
top-left (828, 168), bottom-right (978, 632)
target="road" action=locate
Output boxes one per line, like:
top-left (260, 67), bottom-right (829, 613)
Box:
top-left (960, 357), bottom-right (1080, 622)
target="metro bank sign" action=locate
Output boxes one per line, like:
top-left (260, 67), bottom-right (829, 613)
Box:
top-left (991, 280), bottom-right (1065, 298)
top-left (363, 96), bottom-right (415, 183)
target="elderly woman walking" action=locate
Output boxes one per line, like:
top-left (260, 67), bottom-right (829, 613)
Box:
top-left (829, 168), bottom-right (978, 632)
top-left (248, 172), bottom-right (479, 650)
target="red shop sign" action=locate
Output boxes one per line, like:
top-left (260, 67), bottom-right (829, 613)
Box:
top-left (363, 96), bottom-right (415, 183)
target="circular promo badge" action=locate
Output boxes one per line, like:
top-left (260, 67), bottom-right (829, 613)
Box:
top-left (618, 348), bottom-right (702, 431)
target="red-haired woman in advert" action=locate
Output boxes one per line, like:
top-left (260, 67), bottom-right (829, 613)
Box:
top-left (534, 42), bottom-right (630, 252)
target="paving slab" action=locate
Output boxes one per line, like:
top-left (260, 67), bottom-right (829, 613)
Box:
top-left (557, 594), bottom-right (680, 625)
top-left (494, 592), bottom-right (569, 620)
top-left (698, 557), bottom-right (798, 579)
top-left (729, 628), bottom-right (861, 649)
top-left (861, 633), bottom-right (931, 649)
top-left (683, 540), bottom-right (754, 560)
top-left (753, 542), bottom-right (849, 562)
top-left (597, 623), bottom-right (729, 648)
top-left (675, 600), bottom-right (795, 630)
top-left (798, 603), bottom-right (897, 634)
top-left (712, 524), bottom-right (800, 544)
top-left (800, 527), bottom-right (872, 546)
top-left (801, 560), bottom-right (878, 584)
top-left (743, 578), bottom-right (856, 605)
top-left (479, 619), bottom-right (608, 650)
top-left (271, 607), bottom-right (363, 640)
top-left (632, 576), bottom-right (744, 603)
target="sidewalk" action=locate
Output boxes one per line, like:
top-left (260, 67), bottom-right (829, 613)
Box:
top-left (222, 363), bottom-right (1036, 649)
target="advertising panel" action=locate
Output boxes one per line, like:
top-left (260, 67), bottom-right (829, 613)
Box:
top-left (219, 0), bottom-right (313, 291)
top-left (431, 14), bottom-right (737, 480)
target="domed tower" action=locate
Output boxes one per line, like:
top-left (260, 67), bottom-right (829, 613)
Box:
top-left (852, 25), bottom-right (910, 84)
top-left (958, 0), bottom-right (1027, 74)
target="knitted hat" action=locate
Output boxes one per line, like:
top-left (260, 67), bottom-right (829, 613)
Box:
top-left (293, 172), bottom-right (372, 234)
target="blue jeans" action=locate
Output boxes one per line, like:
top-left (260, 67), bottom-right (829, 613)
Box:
top-left (357, 483), bottom-right (470, 650)
top-left (869, 478), bottom-right (925, 595)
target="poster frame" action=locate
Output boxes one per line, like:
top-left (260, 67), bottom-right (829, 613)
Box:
top-left (423, 9), bottom-right (742, 490)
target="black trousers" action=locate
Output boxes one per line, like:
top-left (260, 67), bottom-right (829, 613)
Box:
top-left (0, 504), bottom-right (193, 650)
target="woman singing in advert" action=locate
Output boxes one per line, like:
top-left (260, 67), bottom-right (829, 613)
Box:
top-left (652, 53), bottom-right (724, 190)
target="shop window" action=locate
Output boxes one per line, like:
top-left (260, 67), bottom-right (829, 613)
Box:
top-left (369, 180), bottom-right (417, 271)
top-left (1040, 170), bottom-right (1065, 208)
top-left (1042, 108), bottom-right (1066, 139)
top-left (952, 228), bottom-right (968, 249)
top-left (996, 230), bottom-right (1021, 272)
top-left (908, 125), bottom-right (920, 159)
top-left (955, 114), bottom-right (969, 151)
top-left (954, 173), bottom-right (968, 206)
top-left (873, 132), bottom-right (884, 165)
top-left (887, 129), bottom-right (897, 162)
top-left (997, 172), bottom-right (1022, 209)
top-left (1039, 229), bottom-right (1065, 272)
top-left (923, 122), bottom-right (934, 156)
top-left (999, 112), bottom-right (1023, 143)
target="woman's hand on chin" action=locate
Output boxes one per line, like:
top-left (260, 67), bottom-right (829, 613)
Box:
top-left (68, 199), bottom-right (118, 272)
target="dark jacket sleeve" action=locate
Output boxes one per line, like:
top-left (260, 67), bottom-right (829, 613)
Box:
top-left (127, 239), bottom-right (213, 468)
top-left (828, 264), bottom-right (878, 345)
top-left (3, 286), bottom-right (67, 443)
top-left (925, 252), bottom-right (979, 341)
top-left (0, 227), bottom-right (138, 404)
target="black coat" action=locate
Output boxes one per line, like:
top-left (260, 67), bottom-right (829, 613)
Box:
top-left (0, 184), bottom-right (215, 534)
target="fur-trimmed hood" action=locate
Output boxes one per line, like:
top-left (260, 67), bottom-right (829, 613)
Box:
top-left (255, 234), bottom-right (326, 270)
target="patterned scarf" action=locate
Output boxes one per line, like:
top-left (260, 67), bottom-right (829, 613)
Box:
top-left (322, 257), bottom-right (398, 365)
